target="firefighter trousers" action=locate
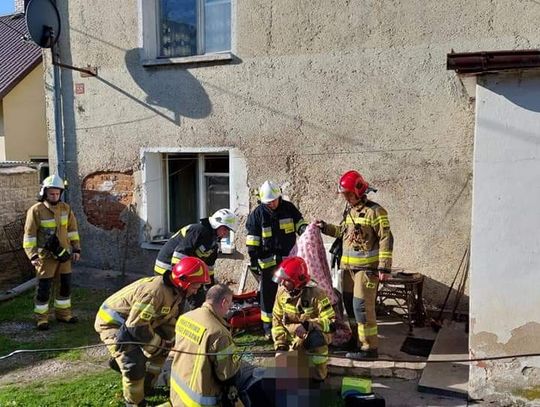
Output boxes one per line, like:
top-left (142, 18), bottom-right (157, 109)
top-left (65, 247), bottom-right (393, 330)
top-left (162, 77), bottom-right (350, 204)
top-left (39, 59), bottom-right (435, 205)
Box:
top-left (259, 266), bottom-right (278, 334)
top-left (344, 269), bottom-right (379, 351)
top-left (99, 328), bottom-right (168, 405)
top-left (34, 259), bottom-right (74, 325)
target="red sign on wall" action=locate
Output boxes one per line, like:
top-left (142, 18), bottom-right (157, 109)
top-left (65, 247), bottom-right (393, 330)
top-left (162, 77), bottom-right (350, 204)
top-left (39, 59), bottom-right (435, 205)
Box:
top-left (75, 83), bottom-right (85, 95)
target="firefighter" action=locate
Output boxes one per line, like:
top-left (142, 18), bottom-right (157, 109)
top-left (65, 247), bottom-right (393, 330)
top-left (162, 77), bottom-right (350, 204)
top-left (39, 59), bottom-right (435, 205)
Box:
top-left (23, 175), bottom-right (81, 330)
top-left (245, 180), bottom-right (308, 339)
top-left (170, 284), bottom-right (251, 407)
top-left (271, 256), bottom-right (336, 381)
top-left (154, 208), bottom-right (237, 307)
top-left (317, 170), bottom-right (394, 360)
top-left (95, 257), bottom-right (210, 407)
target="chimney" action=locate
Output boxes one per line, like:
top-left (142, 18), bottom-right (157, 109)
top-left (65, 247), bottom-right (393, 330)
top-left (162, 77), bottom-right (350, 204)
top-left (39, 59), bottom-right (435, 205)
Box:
top-left (14, 0), bottom-right (29, 14)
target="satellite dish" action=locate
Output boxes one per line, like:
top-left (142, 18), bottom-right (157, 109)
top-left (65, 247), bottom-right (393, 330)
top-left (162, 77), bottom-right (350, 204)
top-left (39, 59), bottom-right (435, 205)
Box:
top-left (25, 0), bottom-right (61, 48)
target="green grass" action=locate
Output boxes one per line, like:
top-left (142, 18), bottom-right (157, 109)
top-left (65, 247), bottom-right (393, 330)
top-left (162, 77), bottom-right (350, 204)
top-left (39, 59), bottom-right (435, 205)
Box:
top-left (0, 370), bottom-right (169, 407)
top-left (0, 287), bottom-right (110, 360)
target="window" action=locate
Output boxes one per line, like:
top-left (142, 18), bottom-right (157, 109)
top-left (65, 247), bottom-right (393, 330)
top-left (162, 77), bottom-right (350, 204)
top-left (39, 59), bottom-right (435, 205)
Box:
top-left (141, 148), bottom-right (249, 250)
top-left (140, 0), bottom-right (233, 65)
top-left (167, 153), bottom-right (229, 231)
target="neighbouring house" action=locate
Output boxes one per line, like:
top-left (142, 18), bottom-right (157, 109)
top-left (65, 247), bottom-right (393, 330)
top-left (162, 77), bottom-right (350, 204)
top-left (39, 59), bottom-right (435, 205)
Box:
top-left (0, 9), bottom-right (48, 164)
top-left (41, 1), bottom-right (540, 402)
top-left (447, 53), bottom-right (540, 403)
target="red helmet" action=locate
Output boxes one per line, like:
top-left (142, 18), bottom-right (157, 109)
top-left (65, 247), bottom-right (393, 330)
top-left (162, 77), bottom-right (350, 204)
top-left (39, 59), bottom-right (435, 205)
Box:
top-left (171, 257), bottom-right (210, 290)
top-left (272, 257), bottom-right (310, 291)
top-left (338, 170), bottom-right (369, 197)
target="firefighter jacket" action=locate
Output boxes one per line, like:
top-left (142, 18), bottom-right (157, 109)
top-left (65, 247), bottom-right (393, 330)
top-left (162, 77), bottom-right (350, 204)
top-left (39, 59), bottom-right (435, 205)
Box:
top-left (170, 302), bottom-right (241, 407)
top-left (245, 199), bottom-right (308, 270)
top-left (23, 201), bottom-right (80, 261)
top-left (271, 283), bottom-right (336, 349)
top-left (322, 198), bottom-right (393, 271)
top-left (94, 276), bottom-right (185, 354)
top-left (154, 218), bottom-right (218, 276)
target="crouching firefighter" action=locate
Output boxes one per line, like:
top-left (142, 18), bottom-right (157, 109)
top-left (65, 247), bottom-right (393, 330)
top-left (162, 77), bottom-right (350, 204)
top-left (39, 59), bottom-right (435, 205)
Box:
top-left (95, 257), bottom-right (210, 407)
top-left (169, 284), bottom-right (254, 407)
top-left (23, 175), bottom-right (81, 330)
top-left (271, 257), bottom-right (336, 381)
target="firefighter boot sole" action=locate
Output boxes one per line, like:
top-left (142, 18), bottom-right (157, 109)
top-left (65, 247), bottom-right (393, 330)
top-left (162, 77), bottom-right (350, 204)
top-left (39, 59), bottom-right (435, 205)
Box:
top-left (57, 316), bottom-right (79, 324)
top-left (36, 322), bottom-right (49, 331)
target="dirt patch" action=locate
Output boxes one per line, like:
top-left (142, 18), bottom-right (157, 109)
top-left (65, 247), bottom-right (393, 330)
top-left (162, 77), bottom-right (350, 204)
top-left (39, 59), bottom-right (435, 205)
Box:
top-left (0, 346), bottom-right (109, 387)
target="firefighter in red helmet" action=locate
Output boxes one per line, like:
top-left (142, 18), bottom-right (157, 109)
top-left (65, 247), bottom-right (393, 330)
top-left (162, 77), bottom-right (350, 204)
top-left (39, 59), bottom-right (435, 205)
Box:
top-left (271, 256), bottom-right (336, 381)
top-left (317, 170), bottom-right (393, 360)
top-left (95, 257), bottom-right (210, 407)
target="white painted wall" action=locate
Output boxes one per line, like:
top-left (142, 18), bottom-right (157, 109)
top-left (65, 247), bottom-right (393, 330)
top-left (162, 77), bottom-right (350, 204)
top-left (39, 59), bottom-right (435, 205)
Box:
top-left (470, 72), bottom-right (540, 402)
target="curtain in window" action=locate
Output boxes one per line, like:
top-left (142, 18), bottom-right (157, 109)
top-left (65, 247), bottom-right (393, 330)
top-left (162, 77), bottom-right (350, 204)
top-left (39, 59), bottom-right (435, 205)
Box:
top-left (160, 0), bottom-right (197, 57)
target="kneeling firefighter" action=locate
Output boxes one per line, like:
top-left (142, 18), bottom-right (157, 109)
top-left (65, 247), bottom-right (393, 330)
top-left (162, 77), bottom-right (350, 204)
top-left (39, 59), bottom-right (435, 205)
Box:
top-left (271, 257), bottom-right (336, 381)
top-left (23, 175), bottom-right (81, 330)
top-left (95, 257), bottom-right (210, 407)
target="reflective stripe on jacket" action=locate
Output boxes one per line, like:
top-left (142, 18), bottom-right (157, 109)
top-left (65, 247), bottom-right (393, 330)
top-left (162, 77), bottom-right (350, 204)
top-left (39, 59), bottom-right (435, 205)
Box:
top-left (154, 219), bottom-right (218, 276)
top-left (94, 276), bottom-right (185, 349)
top-left (245, 199), bottom-right (308, 269)
top-left (323, 199), bottom-right (393, 271)
top-left (170, 303), bottom-right (240, 407)
top-left (23, 201), bottom-right (80, 260)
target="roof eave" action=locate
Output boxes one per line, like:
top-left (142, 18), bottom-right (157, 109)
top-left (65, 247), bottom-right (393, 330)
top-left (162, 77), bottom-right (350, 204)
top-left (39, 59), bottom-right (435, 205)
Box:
top-left (0, 54), bottom-right (42, 100)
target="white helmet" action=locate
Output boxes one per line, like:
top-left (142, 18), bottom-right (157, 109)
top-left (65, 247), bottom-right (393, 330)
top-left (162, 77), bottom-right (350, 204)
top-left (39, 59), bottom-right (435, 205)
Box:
top-left (259, 180), bottom-right (281, 204)
top-left (39, 175), bottom-right (64, 198)
top-left (209, 208), bottom-right (238, 232)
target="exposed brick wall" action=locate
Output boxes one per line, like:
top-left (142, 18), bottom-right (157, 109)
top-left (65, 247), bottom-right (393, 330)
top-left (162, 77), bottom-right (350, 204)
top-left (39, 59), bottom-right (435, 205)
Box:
top-left (82, 171), bottom-right (134, 230)
top-left (0, 166), bottom-right (39, 287)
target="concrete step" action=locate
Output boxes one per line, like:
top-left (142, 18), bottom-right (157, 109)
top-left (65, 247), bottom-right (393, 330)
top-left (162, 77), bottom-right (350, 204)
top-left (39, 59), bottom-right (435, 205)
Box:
top-left (418, 322), bottom-right (469, 400)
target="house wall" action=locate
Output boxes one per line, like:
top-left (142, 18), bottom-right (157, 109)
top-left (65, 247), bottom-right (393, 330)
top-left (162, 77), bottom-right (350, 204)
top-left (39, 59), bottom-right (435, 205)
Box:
top-left (0, 166), bottom-right (38, 287)
top-left (0, 101), bottom-right (5, 161)
top-left (42, 1), bottom-right (540, 302)
top-left (3, 65), bottom-right (48, 161)
top-left (469, 73), bottom-right (540, 403)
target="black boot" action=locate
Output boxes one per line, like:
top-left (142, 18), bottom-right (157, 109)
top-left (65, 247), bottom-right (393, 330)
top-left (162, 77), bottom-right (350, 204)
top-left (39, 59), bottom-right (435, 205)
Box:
top-left (108, 357), bottom-right (121, 373)
top-left (346, 349), bottom-right (379, 360)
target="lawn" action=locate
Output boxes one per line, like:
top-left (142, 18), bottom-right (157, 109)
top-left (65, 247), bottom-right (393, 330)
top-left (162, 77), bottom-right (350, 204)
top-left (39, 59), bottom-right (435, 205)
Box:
top-left (0, 287), bottom-right (344, 406)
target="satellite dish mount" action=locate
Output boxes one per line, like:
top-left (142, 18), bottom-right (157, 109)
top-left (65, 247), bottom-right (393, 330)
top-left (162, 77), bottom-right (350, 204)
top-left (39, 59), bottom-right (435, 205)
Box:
top-left (26, 0), bottom-right (97, 76)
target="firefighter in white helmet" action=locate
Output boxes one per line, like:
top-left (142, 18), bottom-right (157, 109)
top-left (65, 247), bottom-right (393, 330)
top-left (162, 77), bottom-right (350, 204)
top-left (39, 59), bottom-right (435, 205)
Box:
top-left (154, 208), bottom-right (237, 307)
top-left (95, 256), bottom-right (210, 407)
top-left (23, 175), bottom-right (81, 330)
top-left (245, 181), bottom-right (308, 340)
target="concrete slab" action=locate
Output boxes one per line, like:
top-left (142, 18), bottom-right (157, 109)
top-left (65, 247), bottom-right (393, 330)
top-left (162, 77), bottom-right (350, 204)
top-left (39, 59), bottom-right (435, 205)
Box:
top-left (418, 322), bottom-right (469, 400)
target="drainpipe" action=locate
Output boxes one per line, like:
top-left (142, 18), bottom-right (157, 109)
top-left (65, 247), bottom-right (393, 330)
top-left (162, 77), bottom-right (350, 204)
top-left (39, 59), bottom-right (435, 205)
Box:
top-left (52, 55), bottom-right (65, 183)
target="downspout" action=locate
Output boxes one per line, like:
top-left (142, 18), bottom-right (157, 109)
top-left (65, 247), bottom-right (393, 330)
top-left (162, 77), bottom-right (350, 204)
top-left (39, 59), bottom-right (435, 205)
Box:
top-left (52, 57), bottom-right (65, 183)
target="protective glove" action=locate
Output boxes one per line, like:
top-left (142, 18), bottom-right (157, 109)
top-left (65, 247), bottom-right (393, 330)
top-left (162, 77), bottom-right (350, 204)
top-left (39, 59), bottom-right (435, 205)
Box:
top-left (315, 220), bottom-right (326, 230)
top-left (294, 323), bottom-right (308, 339)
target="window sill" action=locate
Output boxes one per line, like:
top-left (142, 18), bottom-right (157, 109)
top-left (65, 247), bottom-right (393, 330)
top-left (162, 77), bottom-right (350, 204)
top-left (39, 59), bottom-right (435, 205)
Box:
top-left (142, 52), bottom-right (233, 67)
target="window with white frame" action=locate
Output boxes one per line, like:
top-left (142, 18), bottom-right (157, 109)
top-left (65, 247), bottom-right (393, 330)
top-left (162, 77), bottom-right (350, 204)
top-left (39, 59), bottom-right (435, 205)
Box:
top-left (141, 148), bottom-right (249, 251)
top-left (158, 0), bottom-right (231, 58)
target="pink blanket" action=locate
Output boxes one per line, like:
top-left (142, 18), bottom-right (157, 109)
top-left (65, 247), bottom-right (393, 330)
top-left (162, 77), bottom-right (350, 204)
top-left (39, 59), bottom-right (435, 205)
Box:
top-left (290, 223), bottom-right (351, 345)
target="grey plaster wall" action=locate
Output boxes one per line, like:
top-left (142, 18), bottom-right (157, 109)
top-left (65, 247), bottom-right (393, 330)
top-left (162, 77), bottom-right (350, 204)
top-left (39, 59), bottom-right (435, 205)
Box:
top-left (43, 1), bottom-right (540, 303)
